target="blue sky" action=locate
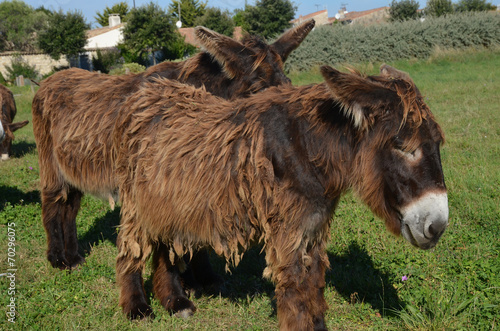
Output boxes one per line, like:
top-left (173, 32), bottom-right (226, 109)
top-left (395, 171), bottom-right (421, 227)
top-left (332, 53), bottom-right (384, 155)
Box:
top-left (19, 0), bottom-right (396, 28)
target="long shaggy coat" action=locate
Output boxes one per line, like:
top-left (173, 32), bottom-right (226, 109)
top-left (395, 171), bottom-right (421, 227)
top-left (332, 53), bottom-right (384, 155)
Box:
top-left (112, 65), bottom-right (448, 329)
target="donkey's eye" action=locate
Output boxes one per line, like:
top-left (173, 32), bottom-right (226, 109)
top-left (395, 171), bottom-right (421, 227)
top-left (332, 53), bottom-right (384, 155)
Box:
top-left (392, 136), bottom-right (405, 150)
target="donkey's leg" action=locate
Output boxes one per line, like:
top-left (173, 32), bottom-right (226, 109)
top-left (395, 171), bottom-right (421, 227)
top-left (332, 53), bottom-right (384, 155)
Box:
top-left (153, 243), bottom-right (196, 317)
top-left (116, 229), bottom-right (153, 319)
top-left (41, 187), bottom-right (68, 269)
top-left (307, 246), bottom-right (329, 331)
top-left (266, 242), bottom-right (329, 331)
top-left (41, 186), bottom-right (84, 269)
top-left (61, 189), bottom-right (84, 267)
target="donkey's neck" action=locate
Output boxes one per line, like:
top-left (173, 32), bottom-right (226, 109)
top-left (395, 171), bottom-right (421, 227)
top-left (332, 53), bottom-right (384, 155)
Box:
top-left (285, 83), bottom-right (360, 199)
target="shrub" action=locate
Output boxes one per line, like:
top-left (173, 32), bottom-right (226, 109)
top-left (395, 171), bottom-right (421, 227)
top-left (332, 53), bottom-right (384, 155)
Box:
top-left (92, 49), bottom-right (123, 73)
top-left (389, 0), bottom-right (421, 21)
top-left (426, 0), bottom-right (454, 17)
top-left (108, 62), bottom-right (146, 75)
top-left (285, 11), bottom-right (500, 72)
top-left (454, 0), bottom-right (496, 12)
top-left (4, 56), bottom-right (39, 82)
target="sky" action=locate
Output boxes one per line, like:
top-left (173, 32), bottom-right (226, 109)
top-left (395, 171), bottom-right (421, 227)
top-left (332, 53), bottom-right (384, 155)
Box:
top-left (17, 0), bottom-right (395, 28)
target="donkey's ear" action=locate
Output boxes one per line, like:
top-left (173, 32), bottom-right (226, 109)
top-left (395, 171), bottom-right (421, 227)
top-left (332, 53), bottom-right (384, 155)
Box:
top-left (321, 66), bottom-right (398, 129)
top-left (195, 26), bottom-right (252, 79)
top-left (271, 19), bottom-right (315, 62)
top-left (380, 64), bottom-right (411, 81)
top-left (8, 120), bottom-right (29, 132)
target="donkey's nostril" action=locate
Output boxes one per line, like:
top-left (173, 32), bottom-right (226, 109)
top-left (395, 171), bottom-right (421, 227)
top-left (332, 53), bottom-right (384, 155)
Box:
top-left (427, 223), bottom-right (437, 237)
top-left (424, 218), bottom-right (447, 239)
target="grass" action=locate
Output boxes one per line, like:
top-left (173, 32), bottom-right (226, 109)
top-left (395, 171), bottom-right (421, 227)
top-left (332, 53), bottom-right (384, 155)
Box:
top-left (1, 47), bottom-right (499, 330)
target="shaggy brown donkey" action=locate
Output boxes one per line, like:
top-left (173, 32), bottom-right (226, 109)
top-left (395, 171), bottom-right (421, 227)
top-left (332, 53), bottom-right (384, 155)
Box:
top-left (1, 84), bottom-right (29, 160)
top-left (112, 64), bottom-right (448, 328)
top-left (32, 21), bottom-right (315, 295)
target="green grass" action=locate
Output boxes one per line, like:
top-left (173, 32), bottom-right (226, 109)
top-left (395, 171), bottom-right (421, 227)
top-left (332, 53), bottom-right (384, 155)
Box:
top-left (1, 48), bottom-right (499, 330)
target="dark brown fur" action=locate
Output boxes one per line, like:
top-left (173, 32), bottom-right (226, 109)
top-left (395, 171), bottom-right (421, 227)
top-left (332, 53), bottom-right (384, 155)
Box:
top-left (0, 84), bottom-right (29, 159)
top-left (110, 66), bottom-right (446, 329)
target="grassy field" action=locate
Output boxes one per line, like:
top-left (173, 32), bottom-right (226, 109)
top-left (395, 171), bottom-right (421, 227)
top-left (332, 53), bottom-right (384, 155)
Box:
top-left (0, 48), bottom-right (499, 330)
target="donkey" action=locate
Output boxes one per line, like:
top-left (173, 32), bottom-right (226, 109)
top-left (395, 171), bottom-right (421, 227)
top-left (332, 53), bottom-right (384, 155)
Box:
top-left (32, 21), bottom-right (315, 278)
top-left (1, 84), bottom-right (29, 160)
top-left (111, 64), bottom-right (449, 327)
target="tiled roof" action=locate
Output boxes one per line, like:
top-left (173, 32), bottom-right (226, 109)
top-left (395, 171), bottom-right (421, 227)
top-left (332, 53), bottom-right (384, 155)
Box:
top-left (179, 27), bottom-right (198, 47)
top-left (86, 23), bottom-right (125, 39)
top-left (291, 9), bottom-right (327, 24)
top-left (338, 7), bottom-right (389, 22)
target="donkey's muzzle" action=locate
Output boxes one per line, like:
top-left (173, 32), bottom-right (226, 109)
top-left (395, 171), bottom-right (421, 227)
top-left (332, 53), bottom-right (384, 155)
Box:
top-left (400, 192), bottom-right (449, 250)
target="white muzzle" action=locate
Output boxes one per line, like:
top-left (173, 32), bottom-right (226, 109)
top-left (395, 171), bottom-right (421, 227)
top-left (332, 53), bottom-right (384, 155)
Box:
top-left (400, 192), bottom-right (449, 249)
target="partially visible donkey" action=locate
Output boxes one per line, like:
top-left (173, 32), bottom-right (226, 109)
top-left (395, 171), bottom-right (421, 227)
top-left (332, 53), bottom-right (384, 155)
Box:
top-left (32, 21), bottom-right (315, 280)
top-left (1, 84), bottom-right (29, 160)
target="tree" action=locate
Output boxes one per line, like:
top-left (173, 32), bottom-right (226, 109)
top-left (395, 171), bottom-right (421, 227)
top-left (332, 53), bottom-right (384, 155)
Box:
top-left (194, 7), bottom-right (235, 36)
top-left (426, 0), bottom-right (454, 16)
top-left (121, 2), bottom-right (187, 65)
top-left (95, 2), bottom-right (129, 27)
top-left (389, 0), bottom-right (420, 21)
top-left (0, 0), bottom-right (49, 52)
top-left (38, 10), bottom-right (89, 61)
top-left (454, 0), bottom-right (496, 12)
top-left (168, 0), bottom-right (207, 28)
top-left (237, 0), bottom-right (296, 39)
top-left (233, 9), bottom-right (250, 32)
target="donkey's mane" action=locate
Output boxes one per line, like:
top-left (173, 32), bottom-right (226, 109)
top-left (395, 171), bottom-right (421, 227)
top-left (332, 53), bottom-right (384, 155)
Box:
top-left (241, 35), bottom-right (283, 73)
top-left (357, 70), bottom-right (445, 152)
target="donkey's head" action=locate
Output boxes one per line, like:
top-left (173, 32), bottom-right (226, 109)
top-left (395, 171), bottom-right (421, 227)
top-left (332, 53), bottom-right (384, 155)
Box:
top-left (1, 89), bottom-right (28, 160)
top-left (194, 19), bottom-right (315, 98)
top-left (321, 65), bottom-right (448, 249)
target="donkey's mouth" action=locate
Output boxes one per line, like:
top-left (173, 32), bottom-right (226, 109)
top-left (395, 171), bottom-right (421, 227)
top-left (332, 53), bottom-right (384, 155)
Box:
top-left (402, 223), bottom-right (435, 250)
top-left (402, 223), bottom-right (421, 248)
top-left (400, 192), bottom-right (449, 250)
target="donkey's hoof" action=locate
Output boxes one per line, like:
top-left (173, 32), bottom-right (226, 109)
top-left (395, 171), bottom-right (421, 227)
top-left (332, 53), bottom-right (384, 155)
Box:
top-left (47, 253), bottom-right (71, 270)
top-left (125, 302), bottom-right (154, 320)
top-left (68, 254), bottom-right (86, 269)
top-left (166, 296), bottom-right (196, 318)
top-left (175, 307), bottom-right (195, 319)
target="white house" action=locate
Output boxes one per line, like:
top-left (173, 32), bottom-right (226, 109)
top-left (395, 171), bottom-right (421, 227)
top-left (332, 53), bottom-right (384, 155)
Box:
top-left (85, 14), bottom-right (124, 50)
top-left (76, 14), bottom-right (125, 70)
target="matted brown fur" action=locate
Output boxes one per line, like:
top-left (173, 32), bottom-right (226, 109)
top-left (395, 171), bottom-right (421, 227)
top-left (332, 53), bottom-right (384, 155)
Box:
top-left (0, 84), bottom-right (29, 159)
top-left (112, 66), bottom-right (446, 329)
top-left (33, 22), bottom-right (317, 316)
top-left (32, 21), bottom-right (315, 271)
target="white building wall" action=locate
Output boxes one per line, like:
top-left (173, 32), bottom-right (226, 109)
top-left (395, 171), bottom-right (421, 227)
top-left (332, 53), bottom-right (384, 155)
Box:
top-left (85, 27), bottom-right (124, 50)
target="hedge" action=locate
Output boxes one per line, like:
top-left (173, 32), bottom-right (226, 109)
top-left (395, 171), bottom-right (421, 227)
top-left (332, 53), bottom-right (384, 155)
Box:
top-left (285, 11), bottom-right (500, 72)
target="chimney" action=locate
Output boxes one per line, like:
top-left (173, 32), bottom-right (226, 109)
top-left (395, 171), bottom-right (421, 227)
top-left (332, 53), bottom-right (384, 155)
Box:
top-left (109, 14), bottom-right (121, 27)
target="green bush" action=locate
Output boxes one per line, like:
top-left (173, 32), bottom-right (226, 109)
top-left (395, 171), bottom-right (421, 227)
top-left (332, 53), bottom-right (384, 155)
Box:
top-left (92, 49), bottom-right (123, 74)
top-left (426, 0), bottom-right (454, 17)
top-left (4, 56), bottom-right (40, 82)
top-left (108, 62), bottom-right (146, 75)
top-left (454, 0), bottom-right (497, 12)
top-left (389, 0), bottom-right (421, 21)
top-left (285, 11), bottom-right (500, 72)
